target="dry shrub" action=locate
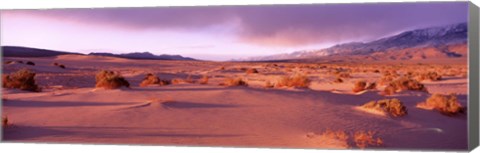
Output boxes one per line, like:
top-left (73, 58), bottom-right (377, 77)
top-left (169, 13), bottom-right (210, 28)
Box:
top-left (223, 77), bottom-right (248, 86)
top-left (17, 61), bottom-right (24, 64)
top-left (320, 129), bottom-right (349, 142)
top-left (264, 80), bottom-right (274, 88)
top-left (2, 68), bottom-right (40, 92)
top-left (383, 77), bottom-right (426, 95)
top-left (276, 74), bottom-right (310, 88)
top-left (140, 73), bottom-right (161, 87)
top-left (361, 98), bottom-right (407, 117)
top-left (2, 116), bottom-right (9, 128)
top-left (171, 78), bottom-right (186, 84)
top-left (336, 72), bottom-right (351, 78)
top-left (172, 75), bottom-right (195, 84)
top-left (314, 129), bottom-right (383, 149)
top-left (245, 68), bottom-right (259, 74)
top-left (95, 70), bottom-right (130, 89)
top-left (333, 77), bottom-right (343, 83)
top-left (53, 62), bottom-right (66, 69)
top-left (352, 80), bottom-right (367, 93)
top-left (219, 66), bottom-right (225, 70)
top-left (365, 82), bottom-right (376, 90)
top-left (417, 94), bottom-right (464, 115)
top-left (26, 61), bottom-right (35, 66)
top-left (199, 75), bottom-right (209, 84)
top-left (417, 72), bottom-right (442, 81)
top-left (354, 131), bottom-right (383, 149)
top-left (4, 61), bottom-right (14, 64)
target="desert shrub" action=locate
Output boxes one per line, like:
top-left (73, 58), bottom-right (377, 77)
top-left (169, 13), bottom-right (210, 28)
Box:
top-left (95, 70), bottom-right (130, 89)
top-left (219, 66), bottom-right (225, 70)
top-left (2, 116), bottom-right (8, 128)
top-left (333, 77), bottom-right (343, 83)
top-left (417, 94), bottom-right (464, 115)
top-left (17, 61), bottom-right (24, 64)
top-left (354, 131), bottom-right (383, 149)
top-left (223, 77), bottom-right (248, 86)
top-left (2, 68), bottom-right (40, 92)
top-left (276, 74), bottom-right (310, 88)
top-left (26, 61), bottom-right (35, 66)
top-left (245, 68), bottom-right (259, 74)
top-left (139, 73), bottom-right (161, 87)
top-left (383, 77), bottom-right (426, 95)
top-left (320, 129), bottom-right (349, 142)
top-left (352, 80), bottom-right (367, 93)
top-left (264, 80), bottom-right (274, 88)
top-left (171, 78), bottom-right (186, 84)
top-left (199, 75), bottom-right (209, 84)
top-left (185, 75), bottom-right (195, 83)
top-left (361, 98), bottom-right (407, 117)
top-left (4, 61), bottom-right (14, 64)
top-left (365, 82), bottom-right (376, 90)
top-left (53, 62), bottom-right (66, 69)
top-left (417, 72), bottom-right (442, 81)
top-left (336, 72), bottom-right (351, 78)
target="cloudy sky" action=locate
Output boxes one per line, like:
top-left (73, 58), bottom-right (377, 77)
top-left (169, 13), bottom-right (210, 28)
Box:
top-left (0, 2), bottom-right (468, 61)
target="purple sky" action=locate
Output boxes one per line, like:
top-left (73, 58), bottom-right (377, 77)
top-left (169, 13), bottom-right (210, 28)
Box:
top-left (0, 2), bottom-right (468, 61)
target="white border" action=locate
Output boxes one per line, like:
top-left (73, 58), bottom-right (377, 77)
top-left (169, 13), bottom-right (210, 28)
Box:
top-left (0, 0), bottom-right (478, 153)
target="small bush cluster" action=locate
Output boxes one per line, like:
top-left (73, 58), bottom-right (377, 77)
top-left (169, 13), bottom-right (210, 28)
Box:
top-left (26, 61), bottom-right (35, 66)
top-left (276, 74), bottom-right (310, 88)
top-left (2, 116), bottom-right (9, 128)
top-left (95, 70), bottom-right (130, 89)
top-left (222, 77), bottom-right (248, 86)
top-left (416, 72), bottom-right (442, 81)
top-left (361, 98), bottom-right (407, 117)
top-left (353, 131), bottom-right (384, 149)
top-left (53, 62), bottom-right (66, 69)
top-left (245, 68), bottom-right (259, 74)
top-left (198, 75), bottom-right (209, 84)
top-left (416, 94), bottom-right (464, 115)
top-left (352, 80), bottom-right (376, 93)
top-left (140, 73), bottom-right (170, 87)
top-left (2, 69), bottom-right (40, 92)
top-left (383, 77), bottom-right (427, 95)
top-left (312, 129), bottom-right (383, 149)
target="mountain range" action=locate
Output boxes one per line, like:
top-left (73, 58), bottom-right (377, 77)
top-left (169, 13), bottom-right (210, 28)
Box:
top-left (1, 46), bottom-right (196, 61)
top-left (243, 22), bottom-right (468, 61)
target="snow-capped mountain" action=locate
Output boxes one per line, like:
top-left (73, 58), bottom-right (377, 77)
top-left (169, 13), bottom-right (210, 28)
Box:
top-left (243, 22), bottom-right (467, 61)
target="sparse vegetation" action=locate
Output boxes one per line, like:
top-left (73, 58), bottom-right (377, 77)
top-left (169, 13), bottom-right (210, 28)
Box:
top-left (2, 68), bottom-right (40, 92)
top-left (140, 73), bottom-right (161, 87)
top-left (53, 62), bottom-right (66, 69)
top-left (26, 61), bottom-right (35, 66)
top-left (354, 131), bottom-right (384, 149)
top-left (361, 98), bottom-right (407, 117)
top-left (276, 74), bottom-right (310, 88)
top-left (245, 68), bottom-right (259, 74)
top-left (95, 70), bottom-right (130, 89)
top-left (223, 77), bottom-right (248, 86)
top-left (383, 77), bottom-right (427, 95)
top-left (416, 94), bottom-right (464, 115)
top-left (416, 72), bottom-right (442, 81)
top-left (2, 116), bottom-right (9, 128)
top-left (199, 75), bottom-right (209, 84)
top-left (264, 80), bottom-right (274, 88)
top-left (352, 80), bottom-right (367, 93)
top-left (333, 77), bottom-right (343, 83)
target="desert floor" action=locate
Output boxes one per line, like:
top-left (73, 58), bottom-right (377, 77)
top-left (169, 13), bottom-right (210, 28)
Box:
top-left (1, 55), bottom-right (468, 150)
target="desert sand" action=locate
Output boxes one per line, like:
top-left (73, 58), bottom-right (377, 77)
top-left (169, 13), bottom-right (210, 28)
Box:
top-left (1, 55), bottom-right (468, 150)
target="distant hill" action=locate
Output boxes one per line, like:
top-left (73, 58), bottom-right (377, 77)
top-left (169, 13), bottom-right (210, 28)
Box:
top-left (243, 22), bottom-right (468, 61)
top-left (1, 46), bottom-right (81, 57)
top-left (89, 52), bottom-right (196, 60)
